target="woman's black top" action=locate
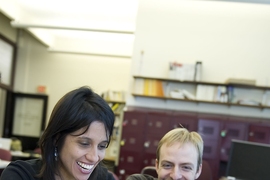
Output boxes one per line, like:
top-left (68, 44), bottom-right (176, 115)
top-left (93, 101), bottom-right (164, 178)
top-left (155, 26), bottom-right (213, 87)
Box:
top-left (0, 159), bottom-right (115, 180)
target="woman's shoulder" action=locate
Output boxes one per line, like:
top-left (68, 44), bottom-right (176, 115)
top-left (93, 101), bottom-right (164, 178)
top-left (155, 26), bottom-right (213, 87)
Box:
top-left (10, 159), bottom-right (42, 170)
top-left (0, 159), bottom-right (42, 180)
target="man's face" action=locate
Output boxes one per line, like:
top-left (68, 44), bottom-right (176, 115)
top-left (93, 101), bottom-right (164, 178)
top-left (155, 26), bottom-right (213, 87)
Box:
top-left (155, 142), bottom-right (202, 180)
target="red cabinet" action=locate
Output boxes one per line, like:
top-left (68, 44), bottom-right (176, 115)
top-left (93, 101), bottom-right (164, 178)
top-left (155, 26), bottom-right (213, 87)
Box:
top-left (121, 111), bottom-right (146, 134)
top-left (248, 122), bottom-right (270, 144)
top-left (117, 110), bottom-right (198, 179)
top-left (117, 111), bottom-right (147, 179)
top-left (198, 115), bottom-right (250, 179)
top-left (147, 112), bottom-right (171, 135)
top-left (220, 121), bottom-right (248, 161)
top-left (198, 118), bottom-right (222, 158)
top-left (170, 112), bottom-right (198, 131)
top-left (117, 110), bottom-right (270, 180)
top-left (198, 116), bottom-right (249, 161)
top-left (198, 118), bottom-right (222, 180)
top-left (143, 112), bottom-right (171, 167)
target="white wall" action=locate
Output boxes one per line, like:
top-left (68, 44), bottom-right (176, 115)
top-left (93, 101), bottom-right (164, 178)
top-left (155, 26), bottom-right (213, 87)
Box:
top-left (127, 0), bottom-right (270, 118)
top-left (14, 30), bottom-right (131, 124)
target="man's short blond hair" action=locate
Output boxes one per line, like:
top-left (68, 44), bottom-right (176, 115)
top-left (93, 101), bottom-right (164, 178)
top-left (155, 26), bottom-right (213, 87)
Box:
top-left (156, 128), bottom-right (203, 172)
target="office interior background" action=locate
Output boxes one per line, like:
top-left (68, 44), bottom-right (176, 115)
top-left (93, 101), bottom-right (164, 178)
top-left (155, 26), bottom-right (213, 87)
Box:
top-left (1, 0), bottom-right (270, 179)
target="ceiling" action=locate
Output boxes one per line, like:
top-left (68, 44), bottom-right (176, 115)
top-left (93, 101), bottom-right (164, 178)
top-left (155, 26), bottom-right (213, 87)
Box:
top-left (0, 0), bottom-right (138, 57)
top-left (0, 0), bottom-right (269, 57)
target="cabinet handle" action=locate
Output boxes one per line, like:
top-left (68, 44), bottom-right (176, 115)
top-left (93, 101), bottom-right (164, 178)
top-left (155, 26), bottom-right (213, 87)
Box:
top-left (122, 120), bottom-right (128, 126)
top-left (144, 141), bottom-right (150, 148)
top-left (119, 169), bottom-right (125, 175)
top-left (144, 159), bottom-right (148, 164)
top-left (221, 130), bottom-right (227, 137)
top-left (120, 140), bottom-right (125, 146)
top-left (221, 148), bottom-right (226, 154)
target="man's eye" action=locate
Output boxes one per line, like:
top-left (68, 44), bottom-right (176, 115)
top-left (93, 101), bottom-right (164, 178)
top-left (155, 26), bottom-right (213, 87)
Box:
top-left (182, 165), bottom-right (192, 171)
top-left (162, 163), bottom-right (172, 169)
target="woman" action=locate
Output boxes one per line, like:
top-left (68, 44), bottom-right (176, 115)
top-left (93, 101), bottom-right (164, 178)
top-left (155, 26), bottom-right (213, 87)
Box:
top-left (1, 86), bottom-right (116, 180)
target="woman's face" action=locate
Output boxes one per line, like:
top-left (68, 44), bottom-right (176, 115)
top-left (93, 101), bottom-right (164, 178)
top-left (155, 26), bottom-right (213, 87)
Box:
top-left (57, 121), bottom-right (109, 180)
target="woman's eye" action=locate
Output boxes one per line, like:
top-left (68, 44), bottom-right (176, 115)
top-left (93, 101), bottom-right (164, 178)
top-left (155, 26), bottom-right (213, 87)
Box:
top-left (79, 141), bottom-right (90, 146)
top-left (98, 143), bottom-right (108, 150)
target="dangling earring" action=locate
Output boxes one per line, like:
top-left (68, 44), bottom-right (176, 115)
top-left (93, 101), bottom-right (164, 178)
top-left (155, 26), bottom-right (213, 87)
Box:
top-left (54, 147), bottom-right (58, 161)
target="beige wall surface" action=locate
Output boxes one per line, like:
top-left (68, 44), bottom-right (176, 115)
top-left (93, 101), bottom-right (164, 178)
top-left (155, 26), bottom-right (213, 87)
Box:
top-left (0, 12), bottom-right (131, 125)
top-left (127, 0), bottom-right (270, 118)
top-left (14, 31), bottom-right (131, 125)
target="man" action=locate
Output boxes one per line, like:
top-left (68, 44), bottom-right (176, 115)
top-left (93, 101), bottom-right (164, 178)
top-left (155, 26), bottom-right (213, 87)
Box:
top-left (127, 128), bottom-right (203, 180)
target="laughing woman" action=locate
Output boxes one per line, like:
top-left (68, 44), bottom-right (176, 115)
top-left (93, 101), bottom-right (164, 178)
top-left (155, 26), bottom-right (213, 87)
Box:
top-left (1, 86), bottom-right (116, 180)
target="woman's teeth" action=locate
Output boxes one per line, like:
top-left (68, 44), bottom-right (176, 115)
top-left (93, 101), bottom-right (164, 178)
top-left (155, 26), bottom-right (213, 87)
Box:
top-left (77, 162), bottom-right (94, 170)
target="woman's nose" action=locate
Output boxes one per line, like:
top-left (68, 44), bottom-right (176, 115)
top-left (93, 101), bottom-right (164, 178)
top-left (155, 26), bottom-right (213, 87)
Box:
top-left (85, 147), bottom-right (99, 162)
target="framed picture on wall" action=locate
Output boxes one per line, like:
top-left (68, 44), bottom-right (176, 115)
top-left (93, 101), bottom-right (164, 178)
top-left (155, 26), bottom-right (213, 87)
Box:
top-left (0, 33), bottom-right (16, 90)
top-left (4, 92), bottom-right (48, 151)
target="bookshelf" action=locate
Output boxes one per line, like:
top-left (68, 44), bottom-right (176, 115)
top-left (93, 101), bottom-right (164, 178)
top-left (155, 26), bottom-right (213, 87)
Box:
top-left (104, 99), bottom-right (125, 166)
top-left (132, 75), bottom-right (270, 110)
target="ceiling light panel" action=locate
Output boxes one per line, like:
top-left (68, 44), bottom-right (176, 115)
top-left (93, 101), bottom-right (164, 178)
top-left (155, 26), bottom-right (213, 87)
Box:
top-left (17, 0), bottom-right (138, 31)
top-left (51, 29), bottom-right (134, 56)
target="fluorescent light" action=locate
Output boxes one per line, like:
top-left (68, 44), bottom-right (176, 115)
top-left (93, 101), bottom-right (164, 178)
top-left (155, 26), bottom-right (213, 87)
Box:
top-left (11, 21), bottom-right (134, 34)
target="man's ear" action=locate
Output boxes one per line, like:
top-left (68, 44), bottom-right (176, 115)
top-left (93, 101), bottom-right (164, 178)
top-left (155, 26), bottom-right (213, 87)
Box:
top-left (195, 163), bottom-right (202, 179)
top-left (155, 159), bottom-right (159, 172)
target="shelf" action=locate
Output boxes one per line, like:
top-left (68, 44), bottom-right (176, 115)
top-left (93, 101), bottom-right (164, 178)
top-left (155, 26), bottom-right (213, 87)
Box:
top-left (106, 100), bottom-right (126, 104)
top-left (132, 93), bottom-right (270, 109)
top-left (133, 75), bottom-right (270, 90)
top-left (114, 112), bottom-right (122, 116)
top-left (104, 155), bottom-right (116, 162)
top-left (104, 99), bottom-right (125, 166)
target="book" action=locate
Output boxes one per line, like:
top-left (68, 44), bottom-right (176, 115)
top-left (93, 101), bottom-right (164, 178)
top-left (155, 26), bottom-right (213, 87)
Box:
top-left (134, 78), bottom-right (144, 94)
top-left (143, 79), bottom-right (164, 97)
top-left (143, 79), bottom-right (150, 95)
top-left (196, 85), bottom-right (216, 101)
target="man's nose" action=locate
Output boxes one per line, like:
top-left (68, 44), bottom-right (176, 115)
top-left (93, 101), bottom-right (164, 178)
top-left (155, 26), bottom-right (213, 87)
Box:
top-left (170, 167), bottom-right (182, 180)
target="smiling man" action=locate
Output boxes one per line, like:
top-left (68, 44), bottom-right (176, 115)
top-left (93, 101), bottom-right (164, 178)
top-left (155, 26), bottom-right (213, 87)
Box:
top-left (127, 128), bottom-right (204, 180)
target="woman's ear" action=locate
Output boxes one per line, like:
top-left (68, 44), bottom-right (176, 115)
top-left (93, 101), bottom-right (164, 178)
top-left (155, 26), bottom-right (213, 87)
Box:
top-left (53, 134), bottom-right (60, 146)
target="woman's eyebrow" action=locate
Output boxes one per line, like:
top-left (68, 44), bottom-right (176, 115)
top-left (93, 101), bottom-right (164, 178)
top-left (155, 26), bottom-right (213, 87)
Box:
top-left (77, 136), bottom-right (90, 140)
top-left (78, 136), bottom-right (109, 143)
